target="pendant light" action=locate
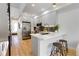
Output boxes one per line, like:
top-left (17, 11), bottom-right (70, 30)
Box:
top-left (52, 3), bottom-right (56, 8)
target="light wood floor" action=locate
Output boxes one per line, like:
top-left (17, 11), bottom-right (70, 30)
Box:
top-left (8, 35), bottom-right (76, 56)
top-left (11, 35), bottom-right (32, 56)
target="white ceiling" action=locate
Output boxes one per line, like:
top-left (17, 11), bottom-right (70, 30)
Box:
top-left (11, 3), bottom-right (26, 12)
top-left (11, 3), bottom-right (70, 18)
top-left (23, 3), bottom-right (53, 16)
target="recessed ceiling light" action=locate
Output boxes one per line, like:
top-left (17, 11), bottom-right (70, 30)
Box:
top-left (52, 3), bottom-right (56, 8)
top-left (42, 10), bottom-right (49, 15)
top-left (32, 4), bottom-right (35, 7)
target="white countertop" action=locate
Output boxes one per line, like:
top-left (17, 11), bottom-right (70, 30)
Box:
top-left (31, 32), bottom-right (65, 40)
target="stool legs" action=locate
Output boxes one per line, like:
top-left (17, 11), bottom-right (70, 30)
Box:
top-left (50, 48), bottom-right (64, 56)
top-left (59, 40), bottom-right (68, 56)
top-left (50, 42), bottom-right (64, 56)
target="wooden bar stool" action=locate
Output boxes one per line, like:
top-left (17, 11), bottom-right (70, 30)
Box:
top-left (50, 42), bottom-right (63, 56)
top-left (59, 39), bottom-right (68, 56)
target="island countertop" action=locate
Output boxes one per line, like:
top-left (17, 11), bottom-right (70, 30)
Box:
top-left (31, 32), bottom-right (66, 40)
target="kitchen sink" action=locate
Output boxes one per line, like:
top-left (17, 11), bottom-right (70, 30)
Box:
top-left (40, 32), bottom-right (49, 35)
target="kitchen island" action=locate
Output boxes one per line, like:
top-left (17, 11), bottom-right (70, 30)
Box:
top-left (31, 32), bottom-right (66, 56)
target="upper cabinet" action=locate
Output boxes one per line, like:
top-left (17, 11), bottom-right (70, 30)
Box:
top-left (39, 11), bottom-right (57, 26)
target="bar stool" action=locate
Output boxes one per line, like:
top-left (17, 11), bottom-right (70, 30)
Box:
top-left (50, 42), bottom-right (63, 56)
top-left (59, 39), bottom-right (68, 56)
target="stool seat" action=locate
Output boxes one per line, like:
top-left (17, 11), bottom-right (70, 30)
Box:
top-left (53, 42), bottom-right (62, 49)
top-left (59, 40), bottom-right (67, 42)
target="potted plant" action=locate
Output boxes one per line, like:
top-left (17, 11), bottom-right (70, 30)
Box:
top-left (52, 24), bottom-right (59, 32)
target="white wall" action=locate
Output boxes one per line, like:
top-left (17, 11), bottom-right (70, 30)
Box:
top-left (17, 17), bottom-right (22, 42)
top-left (11, 7), bottom-right (21, 19)
top-left (11, 20), bottom-right (18, 33)
top-left (58, 4), bottom-right (79, 48)
top-left (10, 6), bottom-right (22, 44)
top-left (0, 4), bottom-right (8, 42)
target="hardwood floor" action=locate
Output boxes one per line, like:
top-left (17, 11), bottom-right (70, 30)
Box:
top-left (11, 35), bottom-right (32, 56)
top-left (9, 35), bottom-right (76, 56)
top-left (67, 49), bottom-right (76, 56)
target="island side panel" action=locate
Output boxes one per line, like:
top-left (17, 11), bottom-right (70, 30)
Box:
top-left (31, 36), bottom-right (39, 56)
top-left (38, 40), bottom-right (48, 56)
